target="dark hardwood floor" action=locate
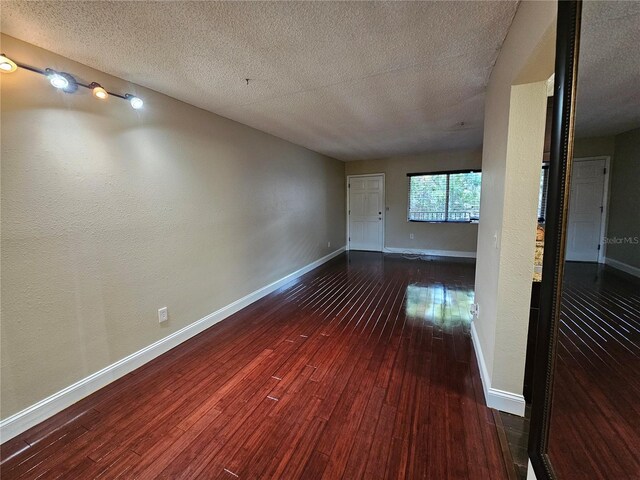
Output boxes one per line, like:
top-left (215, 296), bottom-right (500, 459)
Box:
top-left (548, 262), bottom-right (640, 479)
top-left (496, 407), bottom-right (530, 480)
top-left (0, 252), bottom-right (511, 479)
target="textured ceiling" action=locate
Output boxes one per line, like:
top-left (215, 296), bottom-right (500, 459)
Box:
top-left (0, 1), bottom-right (519, 160)
top-left (575, 1), bottom-right (640, 138)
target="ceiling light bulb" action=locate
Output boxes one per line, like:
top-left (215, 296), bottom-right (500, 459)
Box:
top-left (129, 96), bottom-right (143, 109)
top-left (0, 54), bottom-right (17, 73)
top-left (49, 73), bottom-right (69, 89)
top-left (92, 85), bottom-right (108, 100)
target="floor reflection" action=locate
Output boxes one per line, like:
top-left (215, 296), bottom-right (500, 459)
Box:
top-left (548, 262), bottom-right (640, 479)
top-left (405, 283), bottom-right (474, 331)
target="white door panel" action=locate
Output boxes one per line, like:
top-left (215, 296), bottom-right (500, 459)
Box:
top-left (349, 175), bottom-right (384, 251)
top-left (566, 159), bottom-right (606, 262)
top-left (351, 193), bottom-right (366, 216)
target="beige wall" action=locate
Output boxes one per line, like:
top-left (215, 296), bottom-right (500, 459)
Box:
top-left (345, 150), bottom-right (481, 254)
top-left (490, 81), bottom-right (549, 394)
top-left (607, 128), bottom-right (640, 268)
top-left (0, 35), bottom-right (345, 418)
top-left (473, 0), bottom-right (556, 398)
top-left (574, 135), bottom-right (616, 159)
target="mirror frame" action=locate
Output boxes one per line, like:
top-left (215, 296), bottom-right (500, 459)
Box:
top-left (528, 0), bottom-right (582, 478)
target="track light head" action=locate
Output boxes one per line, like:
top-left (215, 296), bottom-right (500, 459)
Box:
top-left (0, 54), bottom-right (17, 73)
top-left (126, 94), bottom-right (143, 110)
top-left (46, 69), bottom-right (78, 93)
top-left (90, 83), bottom-right (108, 100)
top-left (49, 74), bottom-right (68, 89)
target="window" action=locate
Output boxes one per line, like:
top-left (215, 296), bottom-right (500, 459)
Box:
top-left (407, 170), bottom-right (481, 223)
top-left (538, 165), bottom-right (549, 223)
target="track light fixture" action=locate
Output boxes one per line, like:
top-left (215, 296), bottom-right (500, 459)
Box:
top-left (126, 94), bottom-right (144, 110)
top-left (0, 54), bottom-right (17, 73)
top-left (91, 83), bottom-right (109, 100)
top-left (46, 69), bottom-right (79, 93)
top-left (4, 55), bottom-right (143, 110)
top-left (49, 73), bottom-right (68, 89)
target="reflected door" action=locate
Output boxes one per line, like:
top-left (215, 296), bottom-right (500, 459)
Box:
top-left (348, 175), bottom-right (384, 251)
top-left (565, 159), bottom-right (606, 262)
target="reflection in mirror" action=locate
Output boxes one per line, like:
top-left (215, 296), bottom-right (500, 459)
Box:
top-left (547, 2), bottom-right (640, 478)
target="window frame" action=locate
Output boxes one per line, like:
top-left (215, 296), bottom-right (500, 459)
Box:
top-left (406, 169), bottom-right (482, 224)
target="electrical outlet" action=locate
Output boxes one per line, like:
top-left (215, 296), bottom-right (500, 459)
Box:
top-left (409, 233), bottom-right (414, 240)
top-left (470, 303), bottom-right (479, 318)
top-left (328, 241), bottom-right (331, 248)
top-left (158, 307), bottom-right (168, 323)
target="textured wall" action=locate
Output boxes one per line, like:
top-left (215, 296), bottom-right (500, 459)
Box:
top-left (473, 0), bottom-right (556, 396)
top-left (345, 150), bottom-right (481, 254)
top-left (490, 81), bottom-right (549, 394)
top-left (607, 128), bottom-right (640, 268)
top-left (574, 135), bottom-right (616, 159)
top-left (0, 35), bottom-right (345, 418)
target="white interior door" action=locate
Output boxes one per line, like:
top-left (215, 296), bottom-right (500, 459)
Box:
top-left (565, 159), bottom-right (606, 262)
top-left (348, 175), bottom-right (384, 251)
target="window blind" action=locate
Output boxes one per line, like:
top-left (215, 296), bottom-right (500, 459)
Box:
top-left (407, 170), bottom-right (481, 223)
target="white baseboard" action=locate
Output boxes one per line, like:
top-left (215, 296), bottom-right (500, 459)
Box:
top-left (383, 247), bottom-right (476, 259)
top-left (605, 257), bottom-right (640, 278)
top-left (0, 247), bottom-right (346, 443)
top-left (470, 322), bottom-right (526, 417)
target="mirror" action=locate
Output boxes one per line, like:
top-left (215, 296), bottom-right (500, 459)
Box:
top-left (547, 1), bottom-right (640, 478)
top-left (530, 1), bottom-right (640, 478)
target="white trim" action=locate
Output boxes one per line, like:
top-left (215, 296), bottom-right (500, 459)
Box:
top-left (345, 176), bottom-right (350, 250)
top-left (383, 246), bottom-right (476, 259)
top-left (346, 173), bottom-right (385, 252)
top-left (605, 257), bottom-right (640, 278)
top-left (0, 247), bottom-right (346, 442)
top-left (470, 322), bottom-right (526, 417)
top-left (572, 156), bottom-right (611, 263)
